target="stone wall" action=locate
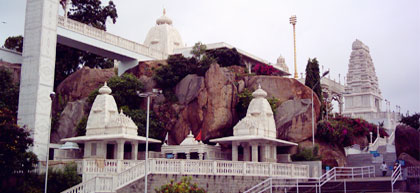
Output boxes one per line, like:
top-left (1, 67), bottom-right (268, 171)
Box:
top-left (117, 174), bottom-right (268, 193)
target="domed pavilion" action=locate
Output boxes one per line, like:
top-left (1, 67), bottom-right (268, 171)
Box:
top-left (210, 85), bottom-right (297, 162)
top-left (61, 83), bottom-right (161, 160)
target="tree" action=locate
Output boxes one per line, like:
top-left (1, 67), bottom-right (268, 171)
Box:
top-left (305, 58), bottom-right (322, 99)
top-left (0, 108), bottom-right (38, 181)
top-left (0, 68), bottom-right (19, 114)
top-left (65, 0), bottom-right (117, 31)
top-left (305, 58), bottom-right (325, 118)
top-left (400, 112), bottom-right (420, 130)
top-left (206, 47), bottom-right (243, 67)
top-left (3, 35), bottom-right (23, 52)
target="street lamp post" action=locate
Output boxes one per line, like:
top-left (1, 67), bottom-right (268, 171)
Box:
top-left (44, 92), bottom-right (55, 193)
top-left (289, 15), bottom-right (298, 79)
top-left (311, 71), bottom-right (329, 147)
top-left (136, 89), bottom-right (162, 193)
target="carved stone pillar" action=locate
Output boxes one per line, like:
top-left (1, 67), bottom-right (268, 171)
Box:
top-left (242, 143), bottom-right (250, 161)
top-left (131, 141), bottom-right (138, 160)
top-left (251, 143), bottom-right (259, 162)
top-left (198, 153), bottom-right (204, 160)
top-left (186, 152), bottom-right (190, 159)
top-left (232, 142), bottom-right (239, 161)
top-left (117, 140), bottom-right (125, 160)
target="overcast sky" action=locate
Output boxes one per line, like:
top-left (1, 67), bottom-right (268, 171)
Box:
top-left (1, 0), bottom-right (419, 114)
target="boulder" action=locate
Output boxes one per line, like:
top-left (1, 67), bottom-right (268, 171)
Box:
top-left (200, 63), bottom-right (237, 141)
top-left (275, 99), bottom-right (312, 142)
top-left (125, 60), bottom-right (167, 78)
top-left (50, 98), bottom-right (89, 143)
top-left (395, 124), bottom-right (420, 160)
top-left (175, 74), bottom-right (205, 105)
top-left (246, 76), bottom-right (321, 143)
top-left (398, 153), bottom-right (420, 167)
top-left (56, 67), bottom-right (115, 104)
top-left (165, 63), bottom-right (238, 144)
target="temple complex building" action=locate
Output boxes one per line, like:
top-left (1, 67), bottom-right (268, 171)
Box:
top-left (210, 85), bottom-right (297, 162)
top-left (61, 83), bottom-right (161, 161)
top-left (343, 40), bottom-right (400, 132)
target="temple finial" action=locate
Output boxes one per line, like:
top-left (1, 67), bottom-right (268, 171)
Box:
top-left (163, 8), bottom-right (166, 15)
top-left (258, 84), bottom-right (261, 89)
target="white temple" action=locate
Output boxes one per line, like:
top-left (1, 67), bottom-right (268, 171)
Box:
top-left (343, 39), bottom-right (400, 131)
top-left (61, 83), bottom-right (161, 160)
top-left (210, 85), bottom-right (297, 162)
top-left (143, 9), bottom-right (184, 54)
top-left (161, 131), bottom-right (224, 160)
top-left (275, 55), bottom-right (290, 74)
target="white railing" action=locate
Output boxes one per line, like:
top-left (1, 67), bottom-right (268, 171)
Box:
top-left (82, 159), bottom-right (138, 174)
top-left (388, 130), bottom-right (395, 144)
top-left (57, 16), bottom-right (168, 60)
top-left (243, 178), bottom-right (272, 193)
top-left (245, 165), bottom-right (376, 193)
top-left (62, 159), bottom-right (309, 193)
top-left (391, 164), bottom-right (402, 192)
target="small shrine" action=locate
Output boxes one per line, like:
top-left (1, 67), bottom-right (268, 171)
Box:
top-left (161, 131), bottom-right (224, 160)
top-left (61, 83), bottom-right (161, 160)
top-left (210, 85), bottom-right (297, 162)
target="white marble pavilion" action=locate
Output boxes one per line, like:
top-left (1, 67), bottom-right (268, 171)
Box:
top-left (61, 83), bottom-right (160, 160)
top-left (210, 85), bottom-right (297, 162)
top-left (161, 131), bottom-right (224, 160)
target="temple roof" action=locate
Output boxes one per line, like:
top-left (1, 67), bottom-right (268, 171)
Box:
top-left (144, 9), bottom-right (184, 54)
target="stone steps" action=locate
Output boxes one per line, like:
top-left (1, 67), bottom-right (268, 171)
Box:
top-left (279, 179), bottom-right (406, 193)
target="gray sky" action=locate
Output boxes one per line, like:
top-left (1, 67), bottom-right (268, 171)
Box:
top-left (1, 0), bottom-right (419, 114)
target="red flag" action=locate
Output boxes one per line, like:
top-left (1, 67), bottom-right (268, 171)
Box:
top-left (195, 130), bottom-right (202, 141)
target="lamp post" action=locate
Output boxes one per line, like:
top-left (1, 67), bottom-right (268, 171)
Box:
top-left (44, 92), bottom-right (55, 193)
top-left (289, 15), bottom-right (298, 79)
top-left (311, 71), bottom-right (329, 147)
top-left (136, 89), bottom-right (162, 193)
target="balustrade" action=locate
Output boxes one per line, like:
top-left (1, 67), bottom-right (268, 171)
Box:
top-left (62, 158), bottom-right (310, 193)
top-left (57, 16), bottom-right (167, 60)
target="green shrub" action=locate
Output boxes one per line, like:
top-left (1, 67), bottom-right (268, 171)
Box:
top-left (316, 116), bottom-right (389, 148)
top-left (75, 116), bottom-right (88, 136)
top-left (155, 176), bottom-right (206, 193)
top-left (291, 145), bottom-right (321, 161)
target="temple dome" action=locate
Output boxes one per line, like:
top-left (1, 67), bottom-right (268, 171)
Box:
top-left (144, 9), bottom-right (184, 54)
top-left (234, 86), bottom-right (276, 138)
top-left (275, 55), bottom-right (289, 73)
top-left (180, 131), bottom-right (199, 145)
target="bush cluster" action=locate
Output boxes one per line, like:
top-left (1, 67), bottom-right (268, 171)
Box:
top-left (316, 116), bottom-right (388, 148)
top-left (291, 145), bottom-right (321, 161)
top-left (155, 176), bottom-right (206, 193)
top-left (252, 63), bottom-right (281, 76)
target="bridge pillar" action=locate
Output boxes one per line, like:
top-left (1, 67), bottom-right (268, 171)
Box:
top-left (18, 0), bottom-right (59, 161)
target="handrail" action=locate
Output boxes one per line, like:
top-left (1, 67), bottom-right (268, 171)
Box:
top-left (244, 165), bottom-right (376, 193)
top-left (57, 16), bottom-right (168, 60)
top-left (243, 178), bottom-right (272, 193)
top-left (391, 164), bottom-right (402, 192)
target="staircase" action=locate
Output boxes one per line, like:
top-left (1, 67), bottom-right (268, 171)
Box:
top-left (245, 165), bottom-right (407, 193)
top-left (347, 151), bottom-right (396, 177)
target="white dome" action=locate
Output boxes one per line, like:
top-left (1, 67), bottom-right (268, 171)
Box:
top-left (180, 131), bottom-right (199, 145)
top-left (233, 86), bottom-right (277, 138)
top-left (144, 9), bottom-right (184, 54)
